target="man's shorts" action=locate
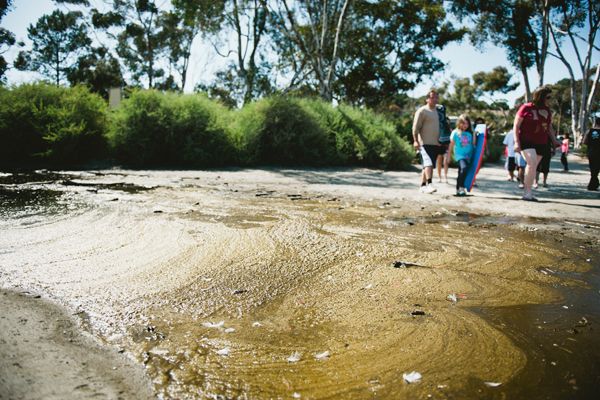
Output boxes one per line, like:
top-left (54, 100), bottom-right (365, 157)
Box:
top-left (507, 156), bottom-right (516, 172)
top-left (421, 145), bottom-right (442, 168)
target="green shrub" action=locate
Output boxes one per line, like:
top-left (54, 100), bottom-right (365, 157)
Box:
top-left (108, 90), bottom-right (234, 167)
top-left (230, 97), bottom-right (331, 166)
top-left (299, 98), bottom-right (413, 169)
top-left (0, 83), bottom-right (108, 167)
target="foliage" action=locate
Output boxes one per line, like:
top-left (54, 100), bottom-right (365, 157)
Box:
top-left (230, 96), bottom-right (413, 169)
top-left (0, 0), bottom-right (15, 83)
top-left (230, 96), bottom-right (330, 165)
top-left (0, 82), bottom-right (108, 167)
top-left (67, 46), bottom-right (124, 99)
top-left (108, 90), bottom-right (234, 167)
top-left (14, 10), bottom-right (91, 86)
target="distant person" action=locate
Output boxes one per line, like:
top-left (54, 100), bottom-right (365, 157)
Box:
top-left (513, 85), bottom-right (561, 201)
top-left (503, 130), bottom-right (516, 181)
top-left (449, 114), bottom-right (474, 196)
top-left (583, 117), bottom-right (600, 191)
top-left (413, 89), bottom-right (445, 194)
top-left (561, 132), bottom-right (570, 172)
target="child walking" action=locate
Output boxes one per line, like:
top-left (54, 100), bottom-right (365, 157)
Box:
top-left (561, 132), bottom-right (570, 172)
top-left (449, 114), bottom-right (474, 196)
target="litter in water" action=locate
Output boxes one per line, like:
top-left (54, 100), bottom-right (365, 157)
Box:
top-left (287, 352), bottom-right (302, 363)
top-left (202, 321), bottom-right (225, 329)
top-left (484, 382), bottom-right (502, 387)
top-left (216, 347), bottom-right (230, 356)
top-left (224, 328), bottom-right (235, 333)
top-left (314, 351), bottom-right (330, 360)
top-left (402, 371), bottom-right (422, 383)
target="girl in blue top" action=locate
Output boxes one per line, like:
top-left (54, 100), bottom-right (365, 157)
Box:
top-left (449, 114), bottom-right (475, 196)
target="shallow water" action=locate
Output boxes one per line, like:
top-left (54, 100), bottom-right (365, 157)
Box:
top-left (1, 170), bottom-right (598, 399)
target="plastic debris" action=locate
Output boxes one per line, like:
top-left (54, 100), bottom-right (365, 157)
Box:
top-left (287, 352), bottom-right (302, 363)
top-left (203, 321), bottom-right (225, 329)
top-left (402, 371), bottom-right (422, 383)
top-left (314, 351), bottom-right (330, 360)
top-left (562, 305), bottom-right (569, 309)
top-left (484, 382), bottom-right (502, 387)
top-left (293, 393), bottom-right (301, 399)
top-left (224, 328), bottom-right (236, 333)
top-left (411, 310), bottom-right (426, 316)
top-left (363, 284), bottom-right (373, 290)
top-left (216, 347), bottom-right (230, 356)
top-left (252, 322), bottom-right (262, 327)
top-left (446, 293), bottom-right (467, 303)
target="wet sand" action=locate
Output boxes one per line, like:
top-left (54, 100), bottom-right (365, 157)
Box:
top-left (0, 155), bottom-right (599, 399)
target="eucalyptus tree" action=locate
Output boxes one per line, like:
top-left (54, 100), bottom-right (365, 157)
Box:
top-left (0, 0), bottom-right (15, 82)
top-left (89, 0), bottom-right (167, 88)
top-left (159, 0), bottom-right (226, 92)
top-left (14, 9), bottom-right (91, 86)
top-left (269, 0), bottom-right (464, 106)
top-left (450, 0), bottom-right (556, 102)
top-left (268, 0), bottom-right (353, 102)
top-left (549, 0), bottom-right (599, 146)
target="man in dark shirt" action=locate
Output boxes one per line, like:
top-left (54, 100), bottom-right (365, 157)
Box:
top-left (583, 117), bottom-right (600, 191)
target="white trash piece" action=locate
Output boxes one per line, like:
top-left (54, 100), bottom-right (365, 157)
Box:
top-left (287, 352), bottom-right (302, 363)
top-left (203, 321), bottom-right (225, 329)
top-left (314, 351), bottom-right (330, 360)
top-left (216, 347), bottom-right (230, 356)
top-left (484, 382), bottom-right (502, 387)
top-left (403, 371), bottom-right (422, 383)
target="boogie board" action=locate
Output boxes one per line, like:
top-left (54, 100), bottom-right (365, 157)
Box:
top-left (464, 124), bottom-right (487, 192)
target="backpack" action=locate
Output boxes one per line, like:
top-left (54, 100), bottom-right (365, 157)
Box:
top-left (437, 104), bottom-right (451, 144)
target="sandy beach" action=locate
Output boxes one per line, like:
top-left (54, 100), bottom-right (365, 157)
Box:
top-left (1, 155), bottom-right (598, 399)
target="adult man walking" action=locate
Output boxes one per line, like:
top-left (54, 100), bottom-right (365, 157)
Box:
top-left (412, 89), bottom-right (445, 193)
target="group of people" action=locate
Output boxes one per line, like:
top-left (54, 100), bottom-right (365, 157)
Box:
top-left (412, 86), bottom-right (600, 200)
top-left (412, 89), bottom-right (482, 197)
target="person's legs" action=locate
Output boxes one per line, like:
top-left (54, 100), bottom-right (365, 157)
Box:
top-left (457, 159), bottom-right (467, 194)
top-left (589, 156), bottom-right (600, 190)
top-left (561, 152), bottom-right (568, 171)
top-left (508, 157), bottom-right (516, 180)
top-left (522, 149), bottom-right (542, 199)
top-left (436, 154), bottom-right (443, 182)
top-left (443, 151), bottom-right (449, 183)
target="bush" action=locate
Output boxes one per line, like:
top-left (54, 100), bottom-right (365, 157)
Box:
top-left (0, 82), bottom-right (108, 167)
top-left (108, 90), bottom-right (234, 167)
top-left (299, 98), bottom-right (413, 169)
top-left (230, 97), bottom-right (331, 166)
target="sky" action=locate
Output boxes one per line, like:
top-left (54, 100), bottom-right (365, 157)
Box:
top-left (2, 0), bottom-right (599, 106)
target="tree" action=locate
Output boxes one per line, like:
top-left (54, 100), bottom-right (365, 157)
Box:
top-left (549, 0), bottom-right (600, 147)
top-left (14, 9), bottom-right (91, 86)
top-left (268, 0), bottom-right (352, 102)
top-left (67, 46), bottom-right (124, 98)
top-left (450, 0), bottom-right (555, 102)
top-left (158, 0), bottom-right (225, 92)
top-left (269, 0), bottom-right (464, 105)
top-left (0, 0), bottom-right (15, 82)
top-left (89, 0), bottom-right (167, 88)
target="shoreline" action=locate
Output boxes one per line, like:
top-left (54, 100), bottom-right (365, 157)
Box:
top-left (0, 289), bottom-right (153, 400)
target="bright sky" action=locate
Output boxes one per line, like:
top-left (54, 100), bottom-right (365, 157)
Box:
top-left (2, 0), bottom-right (599, 106)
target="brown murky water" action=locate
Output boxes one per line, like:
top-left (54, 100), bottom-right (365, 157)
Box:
top-left (1, 170), bottom-right (599, 399)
